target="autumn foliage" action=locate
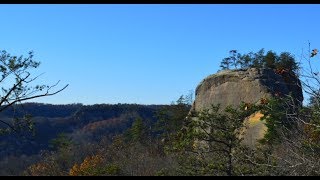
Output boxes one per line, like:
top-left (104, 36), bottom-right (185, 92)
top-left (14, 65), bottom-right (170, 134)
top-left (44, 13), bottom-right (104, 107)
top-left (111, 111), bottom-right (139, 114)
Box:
top-left (69, 154), bottom-right (120, 176)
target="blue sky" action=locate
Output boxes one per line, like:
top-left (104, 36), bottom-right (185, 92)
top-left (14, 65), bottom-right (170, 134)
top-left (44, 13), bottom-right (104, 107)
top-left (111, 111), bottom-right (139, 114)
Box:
top-left (1, 4), bottom-right (320, 105)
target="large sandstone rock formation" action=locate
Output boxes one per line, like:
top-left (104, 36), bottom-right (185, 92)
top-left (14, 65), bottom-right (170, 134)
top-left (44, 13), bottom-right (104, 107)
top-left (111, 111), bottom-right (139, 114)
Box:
top-left (190, 68), bottom-right (303, 147)
top-left (192, 68), bottom-right (302, 112)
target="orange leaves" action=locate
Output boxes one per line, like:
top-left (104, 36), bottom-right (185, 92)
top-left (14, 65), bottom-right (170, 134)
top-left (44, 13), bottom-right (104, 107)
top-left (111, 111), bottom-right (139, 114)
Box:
top-left (311, 49), bottom-right (318, 57)
top-left (260, 98), bottom-right (269, 105)
top-left (69, 154), bottom-right (121, 176)
top-left (275, 67), bottom-right (289, 75)
top-left (69, 154), bottom-right (104, 176)
top-left (27, 163), bottom-right (50, 176)
top-left (69, 163), bottom-right (81, 176)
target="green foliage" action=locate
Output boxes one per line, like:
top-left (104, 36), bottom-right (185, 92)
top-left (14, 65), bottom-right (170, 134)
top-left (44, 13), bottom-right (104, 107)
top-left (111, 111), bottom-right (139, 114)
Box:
top-left (219, 48), bottom-right (299, 74)
top-left (277, 52), bottom-right (298, 71)
top-left (104, 164), bottom-right (122, 175)
top-left (125, 117), bottom-right (148, 144)
top-left (168, 104), bottom-right (257, 176)
top-left (49, 133), bottom-right (73, 151)
top-left (259, 95), bottom-right (300, 145)
top-left (264, 50), bottom-right (277, 69)
top-left (252, 48), bottom-right (265, 68)
top-left (259, 98), bottom-right (286, 144)
top-left (220, 57), bottom-right (232, 70)
top-left (131, 118), bottom-right (145, 142)
top-left (154, 95), bottom-right (191, 141)
top-left (220, 50), bottom-right (241, 70)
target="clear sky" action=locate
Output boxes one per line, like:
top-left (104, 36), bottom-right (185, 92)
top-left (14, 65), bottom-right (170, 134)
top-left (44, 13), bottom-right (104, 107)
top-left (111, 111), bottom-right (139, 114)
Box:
top-left (1, 4), bottom-right (320, 105)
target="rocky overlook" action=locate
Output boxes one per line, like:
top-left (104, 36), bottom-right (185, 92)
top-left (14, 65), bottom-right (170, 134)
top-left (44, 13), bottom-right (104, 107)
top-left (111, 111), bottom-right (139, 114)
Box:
top-left (192, 68), bottom-right (303, 112)
top-left (190, 68), bottom-right (303, 147)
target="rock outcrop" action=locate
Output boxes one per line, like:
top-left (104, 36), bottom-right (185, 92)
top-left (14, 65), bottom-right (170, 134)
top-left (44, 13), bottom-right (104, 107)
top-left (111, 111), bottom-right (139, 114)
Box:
top-left (190, 68), bottom-right (303, 147)
top-left (192, 68), bottom-right (303, 112)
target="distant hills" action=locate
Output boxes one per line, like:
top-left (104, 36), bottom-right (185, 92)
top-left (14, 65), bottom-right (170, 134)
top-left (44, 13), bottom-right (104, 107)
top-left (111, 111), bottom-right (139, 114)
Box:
top-left (0, 103), bottom-right (166, 159)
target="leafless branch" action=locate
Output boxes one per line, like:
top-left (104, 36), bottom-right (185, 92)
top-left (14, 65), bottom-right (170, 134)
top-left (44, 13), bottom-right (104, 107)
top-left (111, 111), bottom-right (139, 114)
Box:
top-left (0, 83), bottom-right (69, 113)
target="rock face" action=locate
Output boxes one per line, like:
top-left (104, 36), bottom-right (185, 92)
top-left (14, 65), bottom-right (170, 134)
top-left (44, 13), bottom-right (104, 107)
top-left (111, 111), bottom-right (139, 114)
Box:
top-left (192, 68), bottom-right (303, 112)
top-left (190, 68), bottom-right (303, 147)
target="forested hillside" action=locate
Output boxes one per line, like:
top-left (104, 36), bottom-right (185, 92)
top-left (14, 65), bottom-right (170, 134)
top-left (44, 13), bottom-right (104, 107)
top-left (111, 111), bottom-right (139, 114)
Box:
top-left (0, 102), bottom-right (172, 175)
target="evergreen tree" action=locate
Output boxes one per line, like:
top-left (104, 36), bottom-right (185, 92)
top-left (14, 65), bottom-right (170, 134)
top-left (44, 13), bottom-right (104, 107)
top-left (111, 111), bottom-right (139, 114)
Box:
top-left (220, 57), bottom-right (232, 70)
top-left (264, 50), bottom-right (277, 69)
top-left (229, 50), bottom-right (240, 69)
top-left (171, 104), bottom-right (258, 176)
top-left (252, 48), bottom-right (265, 68)
top-left (220, 50), bottom-right (241, 70)
top-left (238, 52), bottom-right (253, 68)
top-left (277, 52), bottom-right (299, 73)
top-left (130, 118), bottom-right (147, 143)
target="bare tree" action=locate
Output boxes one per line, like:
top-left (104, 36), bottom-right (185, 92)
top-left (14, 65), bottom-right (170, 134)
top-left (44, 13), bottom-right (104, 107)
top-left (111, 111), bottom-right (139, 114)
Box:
top-left (299, 42), bottom-right (320, 107)
top-left (247, 95), bottom-right (320, 175)
top-left (244, 43), bottom-right (320, 175)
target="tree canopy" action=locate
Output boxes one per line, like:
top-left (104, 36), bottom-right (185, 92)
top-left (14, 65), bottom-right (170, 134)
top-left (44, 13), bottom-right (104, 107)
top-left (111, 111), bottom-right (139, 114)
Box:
top-left (219, 49), bottom-right (299, 75)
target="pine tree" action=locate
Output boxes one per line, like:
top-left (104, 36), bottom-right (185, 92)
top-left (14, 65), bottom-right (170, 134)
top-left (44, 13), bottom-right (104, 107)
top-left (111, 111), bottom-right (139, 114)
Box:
top-left (264, 50), bottom-right (277, 69)
top-left (220, 57), bottom-right (232, 70)
top-left (130, 118), bottom-right (146, 143)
